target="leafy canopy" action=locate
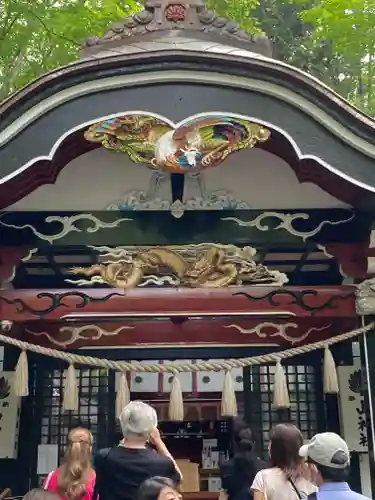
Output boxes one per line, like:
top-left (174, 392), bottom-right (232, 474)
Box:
top-left (0, 0), bottom-right (139, 99)
top-left (1, 0), bottom-right (374, 116)
top-left (298, 0), bottom-right (375, 114)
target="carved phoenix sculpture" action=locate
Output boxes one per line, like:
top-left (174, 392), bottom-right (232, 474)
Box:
top-left (84, 114), bottom-right (271, 174)
top-left (67, 244), bottom-right (288, 289)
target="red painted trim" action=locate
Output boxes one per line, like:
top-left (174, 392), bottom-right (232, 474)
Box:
top-left (0, 132), bottom-right (100, 210)
top-left (22, 316), bottom-right (353, 349)
top-left (0, 129), bottom-right (364, 209)
top-left (0, 285), bottom-right (356, 321)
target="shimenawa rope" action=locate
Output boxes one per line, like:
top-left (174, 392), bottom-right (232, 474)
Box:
top-left (1, 321), bottom-right (372, 420)
top-left (0, 322), bottom-right (372, 372)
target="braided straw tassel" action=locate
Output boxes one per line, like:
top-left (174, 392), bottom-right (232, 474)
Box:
top-left (221, 371), bottom-right (237, 417)
top-left (273, 360), bottom-right (290, 409)
top-left (169, 375), bottom-right (184, 421)
top-left (323, 345), bottom-right (339, 394)
top-left (63, 364), bottom-right (79, 411)
top-left (13, 350), bottom-right (29, 397)
top-left (116, 372), bottom-right (130, 418)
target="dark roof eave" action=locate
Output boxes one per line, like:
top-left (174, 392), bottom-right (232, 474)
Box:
top-left (1, 49), bottom-right (375, 144)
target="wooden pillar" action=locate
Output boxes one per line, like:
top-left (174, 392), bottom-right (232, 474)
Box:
top-left (355, 278), bottom-right (375, 495)
top-left (361, 323), bottom-right (375, 495)
top-left (243, 366), bottom-right (264, 452)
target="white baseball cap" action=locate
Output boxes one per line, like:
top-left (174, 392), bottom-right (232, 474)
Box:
top-left (299, 432), bottom-right (350, 469)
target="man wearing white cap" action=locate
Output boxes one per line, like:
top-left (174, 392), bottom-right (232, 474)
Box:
top-left (299, 432), bottom-right (370, 500)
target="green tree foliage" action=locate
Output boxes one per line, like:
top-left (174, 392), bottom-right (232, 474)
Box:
top-left (1, 0), bottom-right (374, 116)
top-left (254, 0), bottom-right (371, 111)
top-left (0, 0), bottom-right (139, 99)
top-left (207, 0), bottom-right (261, 34)
top-left (212, 0), bottom-right (375, 116)
top-left (298, 0), bottom-right (375, 114)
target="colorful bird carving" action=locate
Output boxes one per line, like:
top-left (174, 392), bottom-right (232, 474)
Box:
top-left (84, 114), bottom-right (270, 174)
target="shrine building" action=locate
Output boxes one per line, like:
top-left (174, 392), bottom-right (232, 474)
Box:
top-left (1, 0), bottom-right (375, 497)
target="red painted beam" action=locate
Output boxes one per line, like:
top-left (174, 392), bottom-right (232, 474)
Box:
top-left (21, 317), bottom-right (357, 350)
top-left (0, 285), bottom-right (356, 321)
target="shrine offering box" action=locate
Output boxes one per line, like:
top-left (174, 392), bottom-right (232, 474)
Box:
top-left (177, 460), bottom-right (200, 492)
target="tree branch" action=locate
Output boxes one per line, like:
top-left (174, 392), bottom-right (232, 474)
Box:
top-left (25, 8), bottom-right (81, 47)
top-left (0, 13), bottom-right (21, 41)
top-left (0, 45), bottom-right (28, 99)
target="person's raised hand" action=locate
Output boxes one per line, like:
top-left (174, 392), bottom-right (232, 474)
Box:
top-left (149, 427), bottom-right (162, 446)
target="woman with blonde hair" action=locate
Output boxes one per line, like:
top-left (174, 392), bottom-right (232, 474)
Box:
top-left (251, 424), bottom-right (316, 500)
top-left (43, 427), bottom-right (95, 500)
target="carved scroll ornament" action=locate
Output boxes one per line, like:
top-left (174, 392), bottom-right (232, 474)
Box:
top-left (25, 324), bottom-right (134, 347)
top-left (225, 322), bottom-right (332, 345)
top-left (67, 243), bottom-right (288, 289)
top-left (0, 213), bottom-right (132, 244)
top-left (356, 277), bottom-right (375, 315)
top-left (25, 321), bottom-right (332, 348)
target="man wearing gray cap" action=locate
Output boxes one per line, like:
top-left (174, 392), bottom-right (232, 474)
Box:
top-left (299, 432), bottom-right (370, 500)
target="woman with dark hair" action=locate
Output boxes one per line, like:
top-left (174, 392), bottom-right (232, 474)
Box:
top-left (137, 477), bottom-right (181, 500)
top-left (252, 424), bottom-right (316, 500)
top-left (220, 422), bottom-right (266, 500)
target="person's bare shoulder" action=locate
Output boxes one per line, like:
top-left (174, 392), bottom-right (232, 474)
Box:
top-left (23, 489), bottom-right (60, 500)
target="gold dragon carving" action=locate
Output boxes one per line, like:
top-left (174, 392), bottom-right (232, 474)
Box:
top-left (67, 244), bottom-right (288, 289)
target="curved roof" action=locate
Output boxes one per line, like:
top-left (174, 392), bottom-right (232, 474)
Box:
top-left (83, 0), bottom-right (272, 59)
top-left (1, 0), bottom-right (375, 209)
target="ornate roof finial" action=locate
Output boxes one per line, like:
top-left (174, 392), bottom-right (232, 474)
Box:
top-left (144, 0), bottom-right (204, 26)
top-left (84, 0), bottom-right (272, 57)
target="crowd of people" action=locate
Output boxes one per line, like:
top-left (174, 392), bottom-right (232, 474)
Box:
top-left (23, 401), bottom-right (371, 500)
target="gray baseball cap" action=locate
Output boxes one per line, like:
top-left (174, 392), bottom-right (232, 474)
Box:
top-left (299, 432), bottom-right (350, 469)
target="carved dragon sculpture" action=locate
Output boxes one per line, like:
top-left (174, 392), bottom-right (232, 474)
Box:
top-left (68, 244), bottom-right (288, 289)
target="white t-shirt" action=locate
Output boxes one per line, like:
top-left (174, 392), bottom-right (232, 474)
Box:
top-left (251, 467), bottom-right (317, 500)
